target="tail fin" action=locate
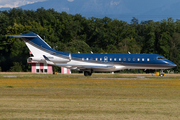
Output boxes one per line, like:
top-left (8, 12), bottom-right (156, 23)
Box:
top-left (6, 32), bottom-right (55, 57)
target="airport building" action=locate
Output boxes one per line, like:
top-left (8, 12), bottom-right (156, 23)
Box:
top-left (28, 52), bottom-right (71, 74)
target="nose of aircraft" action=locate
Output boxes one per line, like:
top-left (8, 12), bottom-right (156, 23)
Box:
top-left (168, 61), bottom-right (177, 68)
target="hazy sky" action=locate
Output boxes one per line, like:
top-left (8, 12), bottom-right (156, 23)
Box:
top-left (0, 0), bottom-right (47, 8)
top-left (0, 0), bottom-right (179, 8)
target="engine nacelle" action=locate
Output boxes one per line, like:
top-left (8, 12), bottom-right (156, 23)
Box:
top-left (27, 57), bottom-right (45, 63)
top-left (27, 56), bottom-right (70, 63)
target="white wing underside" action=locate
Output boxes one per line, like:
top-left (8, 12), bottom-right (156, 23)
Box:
top-left (54, 61), bottom-right (126, 71)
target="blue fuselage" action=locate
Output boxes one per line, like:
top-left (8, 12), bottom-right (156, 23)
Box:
top-left (69, 53), bottom-right (176, 70)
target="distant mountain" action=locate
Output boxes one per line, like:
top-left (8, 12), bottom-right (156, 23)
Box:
top-left (19, 0), bottom-right (132, 15)
top-left (0, 7), bottom-right (11, 11)
top-left (1, 0), bottom-right (180, 23)
top-left (142, 1), bottom-right (180, 21)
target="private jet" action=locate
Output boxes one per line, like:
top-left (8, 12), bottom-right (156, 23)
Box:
top-left (6, 32), bottom-right (177, 76)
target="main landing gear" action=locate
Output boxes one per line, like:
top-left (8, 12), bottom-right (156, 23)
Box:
top-left (84, 70), bottom-right (93, 76)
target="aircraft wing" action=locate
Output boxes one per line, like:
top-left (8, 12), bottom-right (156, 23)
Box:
top-left (55, 64), bottom-right (115, 70)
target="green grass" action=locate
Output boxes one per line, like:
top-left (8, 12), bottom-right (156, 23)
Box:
top-left (0, 73), bottom-right (180, 119)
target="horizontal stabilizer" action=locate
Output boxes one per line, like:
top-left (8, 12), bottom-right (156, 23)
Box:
top-left (5, 32), bottom-right (37, 38)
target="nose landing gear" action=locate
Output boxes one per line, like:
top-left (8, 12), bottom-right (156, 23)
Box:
top-left (159, 70), bottom-right (165, 77)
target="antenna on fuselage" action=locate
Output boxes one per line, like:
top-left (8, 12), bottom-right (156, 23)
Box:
top-left (91, 51), bottom-right (93, 54)
top-left (128, 51), bottom-right (131, 54)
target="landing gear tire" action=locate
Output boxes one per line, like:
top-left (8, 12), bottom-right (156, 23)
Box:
top-left (159, 70), bottom-right (165, 77)
top-left (84, 71), bottom-right (92, 76)
top-left (160, 73), bottom-right (164, 77)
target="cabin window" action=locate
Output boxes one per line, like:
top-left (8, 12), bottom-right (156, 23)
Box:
top-left (123, 58), bottom-right (126, 61)
top-left (137, 58), bottom-right (140, 61)
top-left (114, 58), bottom-right (117, 61)
top-left (44, 69), bottom-right (47, 73)
top-left (110, 58), bottom-right (112, 61)
top-left (119, 58), bottom-right (121, 61)
top-left (147, 58), bottom-right (150, 61)
top-left (86, 58), bottom-right (89, 61)
top-left (100, 58), bottom-right (102, 61)
top-left (82, 58), bottom-right (84, 61)
top-left (96, 58), bottom-right (98, 61)
top-left (91, 58), bottom-right (93, 60)
top-left (133, 58), bottom-right (136, 61)
top-left (128, 58), bottom-right (131, 61)
top-left (142, 58), bottom-right (144, 61)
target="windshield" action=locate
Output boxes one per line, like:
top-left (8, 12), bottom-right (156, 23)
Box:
top-left (157, 57), bottom-right (166, 60)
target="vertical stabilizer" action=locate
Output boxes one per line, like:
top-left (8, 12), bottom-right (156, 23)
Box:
top-left (6, 32), bottom-right (54, 57)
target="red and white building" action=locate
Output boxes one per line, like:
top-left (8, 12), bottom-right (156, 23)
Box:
top-left (28, 52), bottom-right (71, 74)
top-left (61, 67), bottom-right (71, 74)
top-left (30, 63), bottom-right (53, 74)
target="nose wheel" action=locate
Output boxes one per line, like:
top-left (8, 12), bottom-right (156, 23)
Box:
top-left (159, 70), bottom-right (165, 77)
top-left (159, 73), bottom-right (164, 77)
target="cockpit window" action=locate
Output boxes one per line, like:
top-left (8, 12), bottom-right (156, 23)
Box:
top-left (157, 57), bottom-right (166, 60)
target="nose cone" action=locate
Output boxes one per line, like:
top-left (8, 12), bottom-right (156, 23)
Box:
top-left (168, 61), bottom-right (177, 68)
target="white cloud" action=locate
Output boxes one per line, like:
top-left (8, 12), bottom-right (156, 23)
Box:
top-left (0, 0), bottom-right (46, 8)
top-left (110, 1), bottom-right (120, 6)
top-left (67, 0), bottom-right (74, 2)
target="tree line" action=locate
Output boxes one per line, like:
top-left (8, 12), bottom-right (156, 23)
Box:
top-left (0, 8), bottom-right (179, 72)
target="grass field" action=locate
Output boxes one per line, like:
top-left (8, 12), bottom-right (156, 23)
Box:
top-left (0, 73), bottom-right (180, 120)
